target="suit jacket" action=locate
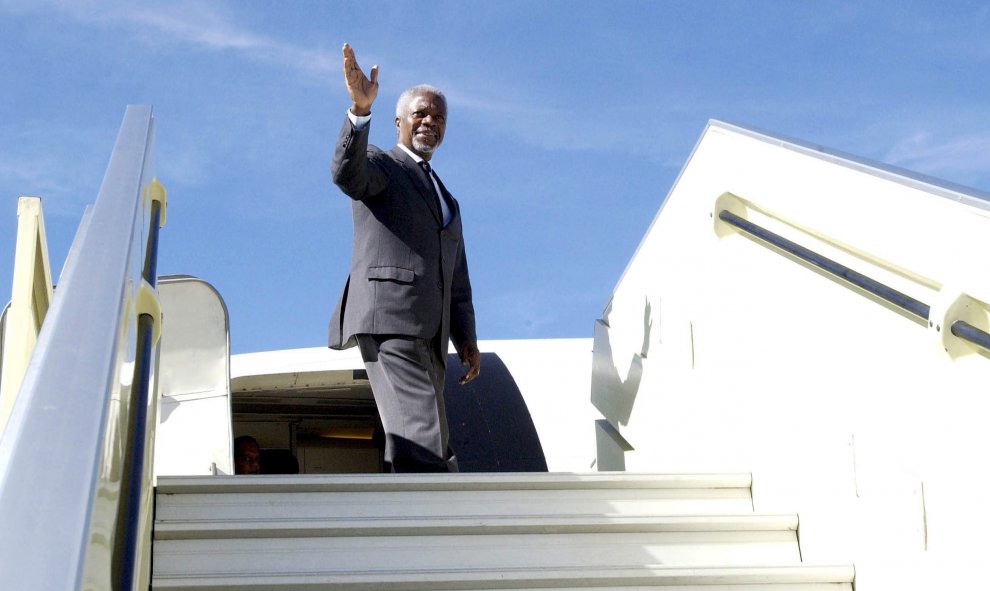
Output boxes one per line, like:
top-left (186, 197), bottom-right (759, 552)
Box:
top-left (329, 115), bottom-right (477, 361)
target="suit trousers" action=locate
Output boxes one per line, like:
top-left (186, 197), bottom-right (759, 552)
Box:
top-left (355, 334), bottom-right (459, 473)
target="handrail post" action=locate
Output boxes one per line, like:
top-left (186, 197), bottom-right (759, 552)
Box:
top-left (929, 288), bottom-right (990, 358)
top-left (116, 178), bottom-right (166, 590)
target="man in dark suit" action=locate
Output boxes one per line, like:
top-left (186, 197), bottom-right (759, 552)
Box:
top-left (329, 43), bottom-right (481, 472)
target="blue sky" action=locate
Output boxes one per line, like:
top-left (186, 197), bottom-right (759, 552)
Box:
top-left (2, 1), bottom-right (989, 354)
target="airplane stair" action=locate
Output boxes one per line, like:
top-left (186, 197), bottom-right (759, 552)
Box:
top-left (152, 472), bottom-right (854, 590)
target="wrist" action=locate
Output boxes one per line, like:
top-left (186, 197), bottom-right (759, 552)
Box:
top-left (350, 104), bottom-right (371, 117)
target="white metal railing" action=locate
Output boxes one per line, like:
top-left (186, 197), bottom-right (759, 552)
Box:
top-left (0, 196), bottom-right (54, 436)
top-left (0, 105), bottom-right (164, 591)
top-left (0, 303), bottom-right (7, 401)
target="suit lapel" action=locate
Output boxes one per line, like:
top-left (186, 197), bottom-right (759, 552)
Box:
top-left (390, 146), bottom-right (442, 225)
top-left (432, 173), bottom-right (459, 220)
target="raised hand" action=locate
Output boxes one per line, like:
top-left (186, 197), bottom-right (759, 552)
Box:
top-left (342, 43), bottom-right (378, 116)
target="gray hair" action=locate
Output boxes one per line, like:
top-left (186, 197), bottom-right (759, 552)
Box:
top-left (395, 84), bottom-right (447, 118)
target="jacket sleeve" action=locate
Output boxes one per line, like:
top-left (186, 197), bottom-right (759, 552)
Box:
top-left (449, 237), bottom-right (478, 352)
top-left (330, 115), bottom-right (389, 201)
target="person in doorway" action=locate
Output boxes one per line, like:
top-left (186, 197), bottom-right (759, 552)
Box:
top-left (233, 435), bottom-right (261, 475)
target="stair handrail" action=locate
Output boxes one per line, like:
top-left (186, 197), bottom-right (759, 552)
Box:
top-left (0, 105), bottom-right (163, 591)
top-left (717, 208), bottom-right (990, 356)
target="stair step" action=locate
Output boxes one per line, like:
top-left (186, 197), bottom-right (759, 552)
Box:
top-left (151, 564), bottom-right (855, 590)
top-left (154, 529), bottom-right (801, 578)
top-left (155, 514), bottom-right (797, 540)
top-left (152, 472), bottom-right (854, 590)
top-left (156, 473), bottom-right (754, 522)
top-left (157, 473), bottom-right (754, 494)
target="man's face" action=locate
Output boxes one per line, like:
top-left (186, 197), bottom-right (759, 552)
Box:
top-left (396, 91), bottom-right (446, 160)
top-left (234, 441), bottom-right (261, 474)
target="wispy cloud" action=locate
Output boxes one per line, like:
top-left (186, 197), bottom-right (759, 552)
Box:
top-left (0, 0), bottom-right (344, 214)
top-left (3, 0), bottom-right (340, 78)
top-left (4, 0), bottom-right (672, 164)
top-left (444, 81), bottom-right (677, 163)
top-left (118, 6), bottom-right (339, 77)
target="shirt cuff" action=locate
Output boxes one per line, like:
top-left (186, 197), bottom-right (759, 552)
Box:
top-left (347, 109), bottom-right (371, 130)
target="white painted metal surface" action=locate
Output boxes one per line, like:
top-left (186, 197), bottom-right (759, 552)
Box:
top-left (0, 196), bottom-right (53, 437)
top-left (155, 531), bottom-right (801, 575)
top-left (153, 473), bottom-right (852, 590)
top-left (483, 338), bottom-right (598, 471)
top-left (592, 120), bottom-right (990, 589)
top-left (154, 514), bottom-right (798, 538)
top-left (156, 473), bottom-right (755, 521)
top-left (0, 303), bottom-right (7, 390)
top-left (153, 567), bottom-right (855, 591)
top-left (156, 276), bottom-right (233, 476)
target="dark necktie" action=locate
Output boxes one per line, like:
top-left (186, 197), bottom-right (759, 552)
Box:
top-left (418, 160), bottom-right (445, 218)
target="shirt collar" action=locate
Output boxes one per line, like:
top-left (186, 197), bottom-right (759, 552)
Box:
top-left (397, 143), bottom-right (427, 165)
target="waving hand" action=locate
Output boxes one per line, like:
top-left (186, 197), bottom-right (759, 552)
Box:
top-left (342, 43), bottom-right (378, 116)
